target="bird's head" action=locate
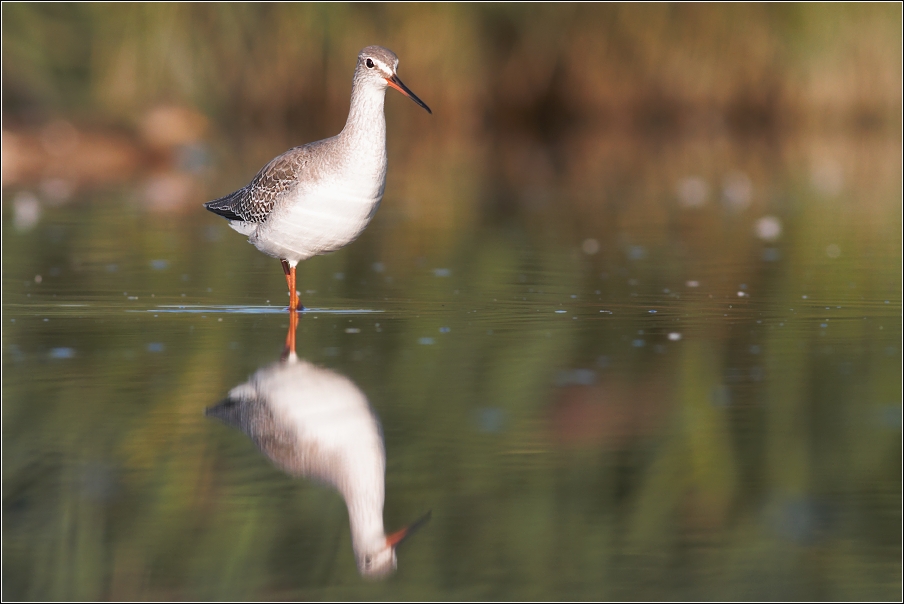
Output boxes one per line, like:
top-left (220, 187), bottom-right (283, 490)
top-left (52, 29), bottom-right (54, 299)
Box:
top-left (356, 45), bottom-right (431, 114)
top-left (355, 510), bottom-right (432, 579)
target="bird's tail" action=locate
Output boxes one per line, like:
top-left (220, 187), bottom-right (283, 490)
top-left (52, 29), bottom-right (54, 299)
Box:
top-left (203, 191), bottom-right (244, 221)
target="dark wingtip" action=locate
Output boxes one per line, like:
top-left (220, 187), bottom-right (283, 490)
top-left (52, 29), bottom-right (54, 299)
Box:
top-left (204, 201), bottom-right (243, 221)
top-left (205, 397), bottom-right (239, 422)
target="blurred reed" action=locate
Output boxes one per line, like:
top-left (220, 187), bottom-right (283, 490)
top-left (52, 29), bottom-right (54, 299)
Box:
top-left (3, 3), bottom-right (900, 136)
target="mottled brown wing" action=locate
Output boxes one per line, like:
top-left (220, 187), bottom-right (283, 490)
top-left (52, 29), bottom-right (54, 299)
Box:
top-left (203, 146), bottom-right (310, 223)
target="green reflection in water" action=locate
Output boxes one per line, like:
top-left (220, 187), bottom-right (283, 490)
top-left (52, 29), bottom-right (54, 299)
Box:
top-left (3, 154), bottom-right (900, 599)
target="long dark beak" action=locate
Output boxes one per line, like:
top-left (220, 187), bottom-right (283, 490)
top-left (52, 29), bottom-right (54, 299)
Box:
top-left (386, 74), bottom-right (432, 114)
top-left (385, 510), bottom-right (432, 548)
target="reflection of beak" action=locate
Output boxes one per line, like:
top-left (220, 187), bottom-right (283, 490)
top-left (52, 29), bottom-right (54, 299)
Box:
top-left (385, 74), bottom-right (432, 114)
top-left (385, 510), bottom-right (432, 548)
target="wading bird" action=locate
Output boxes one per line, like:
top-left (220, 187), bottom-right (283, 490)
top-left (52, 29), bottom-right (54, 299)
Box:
top-left (204, 46), bottom-right (431, 310)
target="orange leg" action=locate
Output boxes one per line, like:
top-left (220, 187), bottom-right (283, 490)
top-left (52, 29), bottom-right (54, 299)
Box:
top-left (281, 260), bottom-right (303, 311)
top-left (290, 265), bottom-right (299, 311)
top-left (281, 260), bottom-right (292, 307)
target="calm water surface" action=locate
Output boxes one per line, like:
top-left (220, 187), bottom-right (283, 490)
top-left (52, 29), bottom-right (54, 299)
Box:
top-left (3, 137), bottom-right (901, 600)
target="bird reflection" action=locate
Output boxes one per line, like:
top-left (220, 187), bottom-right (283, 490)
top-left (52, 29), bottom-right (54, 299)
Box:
top-left (207, 312), bottom-right (429, 578)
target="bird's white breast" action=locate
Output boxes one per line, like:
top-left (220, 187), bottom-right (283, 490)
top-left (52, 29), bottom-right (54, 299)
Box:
top-left (250, 158), bottom-right (386, 264)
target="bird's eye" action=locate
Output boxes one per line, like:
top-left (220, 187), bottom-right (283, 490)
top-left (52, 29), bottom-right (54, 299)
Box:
top-left (365, 58), bottom-right (375, 69)
top-left (364, 555), bottom-right (372, 567)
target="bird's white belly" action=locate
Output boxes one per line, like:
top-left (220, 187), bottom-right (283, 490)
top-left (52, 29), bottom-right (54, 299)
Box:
top-left (250, 180), bottom-right (382, 263)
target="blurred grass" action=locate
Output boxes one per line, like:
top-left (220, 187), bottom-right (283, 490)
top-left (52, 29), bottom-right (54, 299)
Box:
top-left (3, 3), bottom-right (901, 134)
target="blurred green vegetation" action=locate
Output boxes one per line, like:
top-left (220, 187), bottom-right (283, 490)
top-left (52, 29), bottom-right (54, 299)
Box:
top-left (3, 3), bottom-right (901, 135)
top-left (2, 2), bottom-right (902, 601)
top-left (3, 145), bottom-right (901, 597)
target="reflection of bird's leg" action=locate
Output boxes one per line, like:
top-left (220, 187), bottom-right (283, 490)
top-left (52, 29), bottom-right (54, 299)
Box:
top-left (282, 309), bottom-right (299, 360)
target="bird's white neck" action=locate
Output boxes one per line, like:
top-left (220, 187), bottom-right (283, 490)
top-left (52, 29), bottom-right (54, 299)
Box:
top-left (345, 489), bottom-right (386, 554)
top-left (339, 81), bottom-right (387, 157)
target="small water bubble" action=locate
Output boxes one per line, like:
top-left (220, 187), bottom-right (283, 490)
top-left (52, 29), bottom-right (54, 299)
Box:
top-left (439, 326), bottom-right (451, 333)
top-left (555, 309), bottom-right (567, 314)
top-left (811, 159), bottom-right (843, 196)
top-left (722, 171), bottom-right (752, 210)
top-left (333, 272), bottom-right (345, 280)
top-left (150, 259), bottom-right (169, 271)
top-left (34, 275), bottom-right (42, 284)
top-left (627, 245), bottom-right (647, 260)
top-left (711, 386), bottom-right (731, 406)
top-left (13, 192), bottom-right (41, 232)
top-left (204, 225), bottom-right (223, 242)
top-left (648, 310), bottom-right (657, 314)
top-left (433, 268), bottom-right (451, 277)
top-left (345, 328), bottom-right (360, 334)
top-left (668, 332), bottom-right (682, 341)
top-left (686, 280), bottom-right (700, 288)
top-left (40, 177), bottom-right (74, 204)
top-left (749, 345), bottom-right (761, 355)
top-left (475, 407), bottom-right (506, 433)
top-left (146, 343), bottom-right (165, 353)
top-left (755, 216), bottom-right (782, 241)
top-left (581, 238), bottom-right (600, 255)
top-left (632, 339), bottom-right (645, 348)
top-left (825, 244), bottom-right (841, 259)
top-left (677, 176), bottom-right (709, 208)
top-left (372, 261), bottom-right (385, 273)
top-left (762, 247), bottom-right (781, 262)
top-left (556, 369), bottom-right (597, 386)
top-left (49, 347), bottom-right (75, 359)
top-left (418, 337), bottom-right (435, 345)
